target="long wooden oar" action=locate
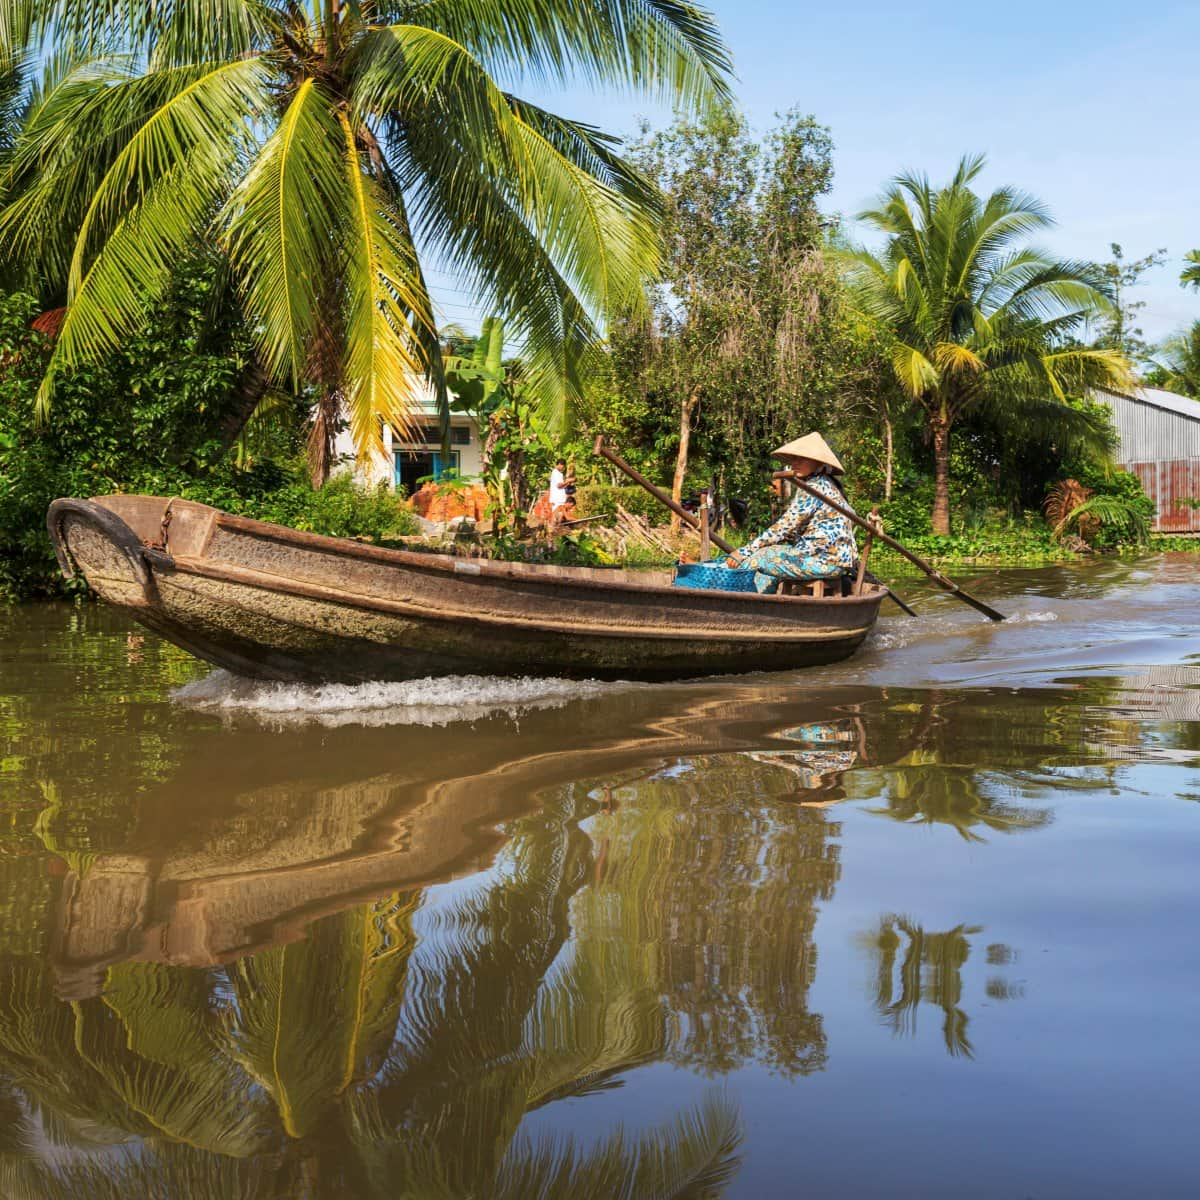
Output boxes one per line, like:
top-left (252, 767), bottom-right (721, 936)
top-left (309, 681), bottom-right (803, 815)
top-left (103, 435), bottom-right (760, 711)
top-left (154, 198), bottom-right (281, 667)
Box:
top-left (592, 435), bottom-right (917, 617)
top-left (777, 471), bottom-right (1007, 622)
top-left (593, 435), bottom-right (736, 554)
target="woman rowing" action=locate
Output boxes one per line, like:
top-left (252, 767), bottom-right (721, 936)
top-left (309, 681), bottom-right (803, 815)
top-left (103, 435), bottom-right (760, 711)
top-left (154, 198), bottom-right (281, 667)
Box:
top-left (724, 433), bottom-right (857, 593)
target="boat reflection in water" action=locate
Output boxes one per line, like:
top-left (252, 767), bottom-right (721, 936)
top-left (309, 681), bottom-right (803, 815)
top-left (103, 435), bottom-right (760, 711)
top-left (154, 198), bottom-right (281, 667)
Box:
top-left (0, 673), bottom-right (1192, 1198)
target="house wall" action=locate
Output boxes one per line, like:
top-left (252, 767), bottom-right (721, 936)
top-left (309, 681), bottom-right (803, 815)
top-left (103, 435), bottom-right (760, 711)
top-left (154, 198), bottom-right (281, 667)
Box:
top-left (1099, 387), bottom-right (1200, 462)
top-left (330, 390), bottom-right (484, 492)
top-left (391, 416), bottom-right (483, 481)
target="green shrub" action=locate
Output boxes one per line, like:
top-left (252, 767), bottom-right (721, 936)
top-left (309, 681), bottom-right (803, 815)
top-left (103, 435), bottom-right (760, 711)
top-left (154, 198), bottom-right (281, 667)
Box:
top-left (0, 281), bottom-right (415, 600)
top-left (1063, 467), bottom-right (1155, 550)
top-left (1150, 535), bottom-right (1200, 552)
top-left (244, 473), bottom-right (420, 542)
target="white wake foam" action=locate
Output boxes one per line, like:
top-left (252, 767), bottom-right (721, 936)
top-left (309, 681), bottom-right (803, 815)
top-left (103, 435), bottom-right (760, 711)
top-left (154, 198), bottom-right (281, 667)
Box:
top-left (172, 670), bottom-right (611, 727)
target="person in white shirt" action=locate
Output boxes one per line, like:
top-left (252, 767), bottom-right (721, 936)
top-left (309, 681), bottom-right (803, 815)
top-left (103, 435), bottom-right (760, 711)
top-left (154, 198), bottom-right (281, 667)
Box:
top-left (548, 458), bottom-right (574, 509)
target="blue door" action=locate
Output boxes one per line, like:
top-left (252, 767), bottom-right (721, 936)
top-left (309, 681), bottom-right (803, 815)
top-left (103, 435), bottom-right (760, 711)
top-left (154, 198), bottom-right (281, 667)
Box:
top-left (394, 450), bottom-right (460, 493)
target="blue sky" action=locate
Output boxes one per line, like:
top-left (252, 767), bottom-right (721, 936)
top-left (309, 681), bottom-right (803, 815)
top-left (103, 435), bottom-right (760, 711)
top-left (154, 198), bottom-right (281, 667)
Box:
top-left (432, 0), bottom-right (1200, 345)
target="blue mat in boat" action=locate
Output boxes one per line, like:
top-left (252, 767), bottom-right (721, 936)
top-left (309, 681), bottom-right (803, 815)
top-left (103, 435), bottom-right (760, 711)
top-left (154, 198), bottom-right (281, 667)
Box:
top-left (673, 561), bottom-right (758, 592)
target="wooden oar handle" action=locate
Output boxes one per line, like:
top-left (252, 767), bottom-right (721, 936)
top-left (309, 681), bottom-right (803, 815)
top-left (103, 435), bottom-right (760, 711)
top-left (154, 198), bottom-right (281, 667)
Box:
top-left (779, 471), bottom-right (1006, 622)
top-left (592, 435), bottom-right (735, 555)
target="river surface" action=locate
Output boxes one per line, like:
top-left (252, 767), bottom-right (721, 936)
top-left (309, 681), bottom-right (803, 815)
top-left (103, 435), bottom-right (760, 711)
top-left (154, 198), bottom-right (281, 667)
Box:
top-left (1, 555), bottom-right (1199, 1199)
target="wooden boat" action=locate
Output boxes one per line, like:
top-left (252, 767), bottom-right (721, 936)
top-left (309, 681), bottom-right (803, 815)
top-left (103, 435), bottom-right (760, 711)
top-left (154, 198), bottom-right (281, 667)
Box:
top-left (47, 494), bottom-right (886, 682)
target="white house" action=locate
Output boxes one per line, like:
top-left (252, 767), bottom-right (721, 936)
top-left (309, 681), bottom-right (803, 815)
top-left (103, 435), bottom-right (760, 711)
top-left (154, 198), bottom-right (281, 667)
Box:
top-left (332, 381), bottom-right (484, 494)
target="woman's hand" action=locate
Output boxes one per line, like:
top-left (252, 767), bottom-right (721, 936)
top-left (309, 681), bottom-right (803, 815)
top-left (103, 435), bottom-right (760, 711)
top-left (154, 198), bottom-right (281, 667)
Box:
top-left (725, 554), bottom-right (741, 568)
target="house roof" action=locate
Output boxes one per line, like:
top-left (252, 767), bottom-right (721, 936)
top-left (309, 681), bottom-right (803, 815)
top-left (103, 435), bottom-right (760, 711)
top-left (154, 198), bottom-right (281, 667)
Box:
top-left (1096, 385), bottom-right (1200, 423)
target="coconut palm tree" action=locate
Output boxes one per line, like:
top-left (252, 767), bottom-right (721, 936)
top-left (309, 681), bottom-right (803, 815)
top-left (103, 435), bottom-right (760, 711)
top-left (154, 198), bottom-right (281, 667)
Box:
top-left (842, 155), bottom-right (1133, 534)
top-left (0, 2), bottom-right (731, 479)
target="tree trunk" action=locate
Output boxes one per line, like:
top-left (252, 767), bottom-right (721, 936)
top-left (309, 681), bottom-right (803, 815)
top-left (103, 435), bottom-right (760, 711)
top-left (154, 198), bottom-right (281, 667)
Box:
top-left (670, 386), bottom-right (700, 534)
top-left (883, 413), bottom-right (894, 501)
top-left (215, 356), bottom-right (272, 452)
top-left (307, 389), bottom-right (339, 487)
top-left (930, 411), bottom-right (951, 536)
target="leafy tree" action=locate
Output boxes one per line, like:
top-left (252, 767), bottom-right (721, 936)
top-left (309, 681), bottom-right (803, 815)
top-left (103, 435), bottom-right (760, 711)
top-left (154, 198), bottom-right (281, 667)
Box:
top-left (0, 1), bottom-right (731, 481)
top-left (0, 274), bottom-right (420, 601)
top-left (1090, 242), bottom-right (1168, 364)
top-left (842, 155), bottom-right (1133, 535)
top-left (612, 108), bottom-right (853, 529)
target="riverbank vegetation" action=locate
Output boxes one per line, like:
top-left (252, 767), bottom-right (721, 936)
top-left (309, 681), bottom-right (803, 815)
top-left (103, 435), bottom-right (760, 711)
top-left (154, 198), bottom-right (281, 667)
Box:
top-left (1, 4), bottom-right (1196, 601)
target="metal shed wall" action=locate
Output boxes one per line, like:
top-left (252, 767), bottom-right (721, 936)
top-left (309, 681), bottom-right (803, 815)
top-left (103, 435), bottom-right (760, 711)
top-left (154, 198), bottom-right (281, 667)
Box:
top-left (1095, 387), bottom-right (1200, 533)
top-left (1098, 387), bottom-right (1200, 462)
top-left (1122, 460), bottom-right (1200, 533)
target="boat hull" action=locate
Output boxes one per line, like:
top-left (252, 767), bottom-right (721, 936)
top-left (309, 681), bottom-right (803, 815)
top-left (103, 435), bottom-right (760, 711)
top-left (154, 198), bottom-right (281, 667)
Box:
top-left (48, 496), bottom-right (885, 682)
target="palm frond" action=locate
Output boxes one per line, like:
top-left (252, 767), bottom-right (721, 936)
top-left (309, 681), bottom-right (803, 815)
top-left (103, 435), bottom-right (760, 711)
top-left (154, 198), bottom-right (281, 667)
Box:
top-left (29, 0), bottom-right (269, 62)
top-left (70, 972), bottom-right (268, 1156)
top-left (890, 342), bottom-right (938, 399)
top-left (1060, 495), bottom-right (1150, 544)
top-left (33, 156), bottom-right (224, 417)
top-left (222, 77), bottom-right (347, 391)
top-left (390, 0), bottom-right (732, 106)
top-left (1181, 249), bottom-right (1200, 291)
top-left (67, 58), bottom-right (267, 296)
top-left (337, 110), bottom-right (434, 460)
top-left (367, 31), bottom-right (642, 430)
top-left (492, 1092), bottom-right (742, 1200)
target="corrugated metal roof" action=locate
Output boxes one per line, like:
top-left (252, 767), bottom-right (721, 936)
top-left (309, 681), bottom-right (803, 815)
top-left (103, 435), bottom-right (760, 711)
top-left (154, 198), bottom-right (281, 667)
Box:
top-left (1095, 385), bottom-right (1200, 472)
top-left (1096, 385), bottom-right (1200, 422)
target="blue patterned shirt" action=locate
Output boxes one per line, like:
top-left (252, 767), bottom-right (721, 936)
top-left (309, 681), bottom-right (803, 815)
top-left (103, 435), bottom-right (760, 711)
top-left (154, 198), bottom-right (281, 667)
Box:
top-left (739, 474), bottom-right (857, 570)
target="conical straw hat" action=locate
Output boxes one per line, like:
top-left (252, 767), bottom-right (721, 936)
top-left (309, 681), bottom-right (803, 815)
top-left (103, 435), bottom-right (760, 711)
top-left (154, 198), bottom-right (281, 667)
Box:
top-left (772, 432), bottom-right (845, 474)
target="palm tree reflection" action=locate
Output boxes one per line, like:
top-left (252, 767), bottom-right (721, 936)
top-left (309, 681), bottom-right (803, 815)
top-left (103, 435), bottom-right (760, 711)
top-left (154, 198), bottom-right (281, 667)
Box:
top-left (2, 679), bottom-right (1137, 1193)
top-left (862, 916), bottom-right (1022, 1059)
top-left (0, 788), bottom-right (746, 1198)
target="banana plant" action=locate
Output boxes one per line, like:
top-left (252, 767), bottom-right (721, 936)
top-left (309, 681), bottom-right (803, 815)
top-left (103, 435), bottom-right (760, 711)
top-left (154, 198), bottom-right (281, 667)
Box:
top-left (444, 316), bottom-right (508, 419)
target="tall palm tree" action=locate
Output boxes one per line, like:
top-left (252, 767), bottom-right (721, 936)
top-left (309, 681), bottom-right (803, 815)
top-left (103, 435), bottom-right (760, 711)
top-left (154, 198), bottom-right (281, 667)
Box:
top-left (842, 155), bottom-right (1133, 534)
top-left (0, 2), bottom-right (731, 479)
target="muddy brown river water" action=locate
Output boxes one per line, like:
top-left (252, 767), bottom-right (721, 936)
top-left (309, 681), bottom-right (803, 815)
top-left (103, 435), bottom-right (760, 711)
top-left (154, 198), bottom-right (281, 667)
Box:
top-left (1, 554), bottom-right (1198, 1198)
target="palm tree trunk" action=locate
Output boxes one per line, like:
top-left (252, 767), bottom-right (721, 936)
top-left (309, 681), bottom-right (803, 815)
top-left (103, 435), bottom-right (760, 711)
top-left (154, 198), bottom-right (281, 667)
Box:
top-left (216, 356), bottom-right (272, 451)
top-left (931, 411), bottom-right (951, 536)
top-left (883, 413), bottom-right (894, 501)
top-left (308, 389), bottom-right (339, 487)
top-left (670, 385), bottom-right (700, 534)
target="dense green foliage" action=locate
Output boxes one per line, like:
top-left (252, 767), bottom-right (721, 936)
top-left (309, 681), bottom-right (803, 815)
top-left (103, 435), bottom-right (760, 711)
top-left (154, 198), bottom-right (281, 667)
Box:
top-left (0, 9), bottom-right (1184, 586)
top-left (587, 109), bottom-right (884, 517)
top-left (0, 280), bottom-right (415, 601)
top-left (0, 1), bottom-right (730, 480)
top-left (571, 484), bottom-right (667, 525)
top-left (554, 133), bottom-right (1156, 559)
